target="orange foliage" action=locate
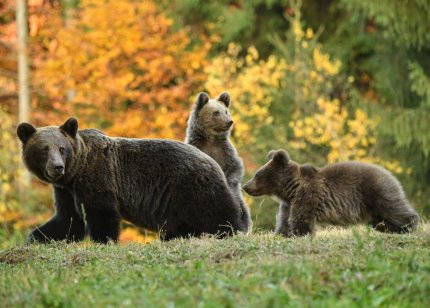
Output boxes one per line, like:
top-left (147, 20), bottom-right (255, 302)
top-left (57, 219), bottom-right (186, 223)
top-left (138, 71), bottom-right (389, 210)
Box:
top-left (0, 0), bottom-right (17, 107)
top-left (1, 0), bottom-right (61, 110)
top-left (34, 0), bottom-right (210, 139)
top-left (119, 227), bottom-right (155, 244)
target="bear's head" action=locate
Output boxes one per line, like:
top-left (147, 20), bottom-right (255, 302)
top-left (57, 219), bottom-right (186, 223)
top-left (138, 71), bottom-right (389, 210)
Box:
top-left (17, 117), bottom-right (79, 183)
top-left (243, 149), bottom-right (300, 197)
top-left (192, 92), bottom-right (234, 137)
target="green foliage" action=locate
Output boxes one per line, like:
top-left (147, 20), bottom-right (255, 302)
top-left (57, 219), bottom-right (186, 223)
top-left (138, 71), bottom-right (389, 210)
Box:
top-left (340, 0), bottom-right (430, 49)
top-left (307, 0), bottom-right (430, 213)
top-left (270, 2), bottom-right (383, 169)
top-left (409, 61), bottom-right (430, 109)
top-left (166, 0), bottom-right (290, 56)
top-left (380, 108), bottom-right (430, 157)
top-left (335, 0), bottom-right (430, 155)
top-left (1, 225), bottom-right (430, 306)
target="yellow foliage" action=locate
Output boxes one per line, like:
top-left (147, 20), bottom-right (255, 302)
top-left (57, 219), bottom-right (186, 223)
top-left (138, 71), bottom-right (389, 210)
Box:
top-left (281, 7), bottom-right (405, 174)
top-left (204, 43), bottom-right (287, 149)
top-left (292, 20), bottom-right (304, 41)
top-left (291, 98), bottom-right (379, 162)
top-left (313, 47), bottom-right (341, 76)
top-left (0, 109), bottom-right (22, 229)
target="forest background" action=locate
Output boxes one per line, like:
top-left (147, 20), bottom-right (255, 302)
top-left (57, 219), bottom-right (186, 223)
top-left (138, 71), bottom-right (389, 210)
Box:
top-left (1, 0), bottom-right (429, 245)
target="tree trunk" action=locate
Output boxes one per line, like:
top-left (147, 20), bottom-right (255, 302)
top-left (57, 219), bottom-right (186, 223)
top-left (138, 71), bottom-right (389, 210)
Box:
top-left (16, 0), bottom-right (31, 186)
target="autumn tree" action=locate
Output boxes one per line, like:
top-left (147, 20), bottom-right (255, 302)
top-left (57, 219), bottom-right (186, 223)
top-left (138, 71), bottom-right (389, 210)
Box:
top-left (203, 43), bottom-right (287, 158)
top-left (35, 0), bottom-right (210, 139)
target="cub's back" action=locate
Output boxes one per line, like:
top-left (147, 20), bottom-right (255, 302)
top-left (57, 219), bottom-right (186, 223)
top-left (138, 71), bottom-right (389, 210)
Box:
top-left (315, 162), bottom-right (380, 224)
top-left (321, 161), bottom-right (395, 187)
top-left (320, 161), bottom-right (403, 204)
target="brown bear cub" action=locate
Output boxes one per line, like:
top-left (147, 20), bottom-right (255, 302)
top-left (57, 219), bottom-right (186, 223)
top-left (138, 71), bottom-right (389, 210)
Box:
top-left (185, 92), bottom-right (251, 231)
top-left (243, 149), bottom-right (419, 236)
top-left (17, 118), bottom-right (248, 243)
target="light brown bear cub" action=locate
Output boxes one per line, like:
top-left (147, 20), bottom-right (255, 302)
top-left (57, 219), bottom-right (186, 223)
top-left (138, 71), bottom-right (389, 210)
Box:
top-left (185, 92), bottom-right (251, 231)
top-left (243, 149), bottom-right (419, 236)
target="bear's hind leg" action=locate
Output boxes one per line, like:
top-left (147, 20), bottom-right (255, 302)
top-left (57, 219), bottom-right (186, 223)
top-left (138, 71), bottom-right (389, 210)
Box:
top-left (371, 204), bottom-right (419, 233)
top-left (372, 212), bottom-right (419, 233)
top-left (28, 187), bottom-right (85, 243)
top-left (367, 174), bottom-right (419, 233)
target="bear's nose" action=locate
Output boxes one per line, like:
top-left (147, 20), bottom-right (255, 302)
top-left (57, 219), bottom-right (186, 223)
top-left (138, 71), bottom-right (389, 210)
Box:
top-left (54, 165), bottom-right (64, 174)
top-left (228, 120), bottom-right (234, 127)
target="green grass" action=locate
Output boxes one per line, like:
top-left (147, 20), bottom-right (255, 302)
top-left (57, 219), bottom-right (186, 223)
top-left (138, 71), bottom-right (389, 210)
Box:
top-left (1, 224), bottom-right (429, 307)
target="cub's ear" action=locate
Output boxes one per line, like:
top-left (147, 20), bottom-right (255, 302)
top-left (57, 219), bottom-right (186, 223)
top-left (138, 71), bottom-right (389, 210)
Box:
top-left (17, 123), bottom-right (36, 144)
top-left (217, 92), bottom-right (231, 107)
top-left (300, 164), bottom-right (318, 178)
top-left (267, 150), bottom-right (277, 160)
top-left (195, 92), bottom-right (210, 111)
top-left (272, 149), bottom-right (290, 165)
top-left (60, 117), bottom-right (78, 138)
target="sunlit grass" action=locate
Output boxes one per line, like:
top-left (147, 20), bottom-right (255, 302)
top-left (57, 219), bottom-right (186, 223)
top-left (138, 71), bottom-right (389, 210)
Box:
top-left (1, 223), bottom-right (429, 307)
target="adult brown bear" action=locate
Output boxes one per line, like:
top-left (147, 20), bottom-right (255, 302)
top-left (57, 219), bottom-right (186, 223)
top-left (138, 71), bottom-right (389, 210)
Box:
top-left (17, 118), bottom-right (247, 243)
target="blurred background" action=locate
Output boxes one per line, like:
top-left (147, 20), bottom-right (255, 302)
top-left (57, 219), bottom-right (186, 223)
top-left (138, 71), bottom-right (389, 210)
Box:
top-left (1, 0), bottom-right (429, 246)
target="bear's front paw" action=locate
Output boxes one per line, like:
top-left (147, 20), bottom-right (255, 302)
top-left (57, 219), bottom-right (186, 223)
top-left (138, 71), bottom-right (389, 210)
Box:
top-left (274, 227), bottom-right (289, 237)
top-left (26, 229), bottom-right (51, 244)
top-left (26, 233), bottom-right (36, 244)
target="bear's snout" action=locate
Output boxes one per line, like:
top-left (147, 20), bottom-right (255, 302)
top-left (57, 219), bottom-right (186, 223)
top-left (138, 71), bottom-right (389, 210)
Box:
top-left (54, 165), bottom-right (64, 174)
top-left (243, 181), bottom-right (260, 196)
top-left (46, 156), bottom-right (65, 179)
top-left (219, 120), bottom-right (233, 131)
top-left (47, 163), bottom-right (65, 178)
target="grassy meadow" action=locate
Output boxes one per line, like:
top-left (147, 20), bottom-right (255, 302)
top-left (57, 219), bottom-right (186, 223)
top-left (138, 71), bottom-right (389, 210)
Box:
top-left (1, 224), bottom-right (429, 307)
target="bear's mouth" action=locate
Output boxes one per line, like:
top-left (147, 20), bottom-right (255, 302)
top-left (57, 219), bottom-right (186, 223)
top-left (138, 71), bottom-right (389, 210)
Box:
top-left (242, 183), bottom-right (262, 197)
top-left (215, 126), bottom-right (232, 132)
top-left (45, 171), bottom-right (64, 182)
top-left (244, 189), bottom-right (262, 197)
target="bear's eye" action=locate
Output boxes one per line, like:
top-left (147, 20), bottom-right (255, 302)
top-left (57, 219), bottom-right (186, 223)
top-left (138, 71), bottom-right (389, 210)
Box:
top-left (213, 111), bottom-right (220, 116)
top-left (225, 110), bottom-right (228, 114)
top-left (59, 147), bottom-right (65, 154)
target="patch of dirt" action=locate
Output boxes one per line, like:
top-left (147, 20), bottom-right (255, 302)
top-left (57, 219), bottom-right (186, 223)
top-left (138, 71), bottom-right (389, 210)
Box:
top-left (211, 248), bottom-right (244, 263)
top-left (0, 246), bottom-right (34, 264)
top-left (62, 252), bottom-right (90, 266)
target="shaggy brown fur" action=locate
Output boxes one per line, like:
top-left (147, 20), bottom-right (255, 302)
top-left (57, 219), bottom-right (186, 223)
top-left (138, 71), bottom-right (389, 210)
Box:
top-left (243, 149), bottom-right (419, 236)
top-left (185, 92), bottom-right (251, 231)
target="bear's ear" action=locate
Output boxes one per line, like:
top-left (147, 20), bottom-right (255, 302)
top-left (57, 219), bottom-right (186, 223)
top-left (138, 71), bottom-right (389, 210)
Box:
top-left (17, 123), bottom-right (36, 144)
top-left (60, 117), bottom-right (78, 138)
top-left (272, 149), bottom-right (290, 165)
top-left (300, 164), bottom-right (318, 177)
top-left (217, 92), bottom-right (231, 107)
top-left (267, 150), bottom-right (277, 160)
top-left (195, 92), bottom-right (210, 111)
